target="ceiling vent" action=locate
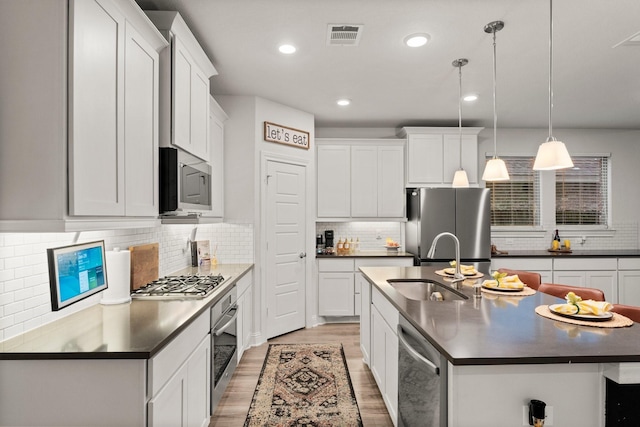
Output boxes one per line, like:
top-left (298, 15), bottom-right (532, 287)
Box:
top-left (327, 24), bottom-right (364, 46)
top-left (613, 30), bottom-right (640, 48)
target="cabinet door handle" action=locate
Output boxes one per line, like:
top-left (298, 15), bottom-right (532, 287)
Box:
top-left (299, 252), bottom-right (307, 258)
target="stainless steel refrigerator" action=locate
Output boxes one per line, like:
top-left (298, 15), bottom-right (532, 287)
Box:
top-left (405, 188), bottom-right (491, 270)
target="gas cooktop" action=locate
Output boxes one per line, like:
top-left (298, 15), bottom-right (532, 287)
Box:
top-left (131, 274), bottom-right (228, 299)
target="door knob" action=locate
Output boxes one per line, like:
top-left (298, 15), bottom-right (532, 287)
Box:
top-left (299, 252), bottom-right (307, 258)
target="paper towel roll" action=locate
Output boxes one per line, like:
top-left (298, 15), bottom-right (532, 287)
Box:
top-left (101, 248), bottom-right (132, 305)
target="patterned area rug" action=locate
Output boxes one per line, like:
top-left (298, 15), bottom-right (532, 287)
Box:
top-left (244, 343), bottom-right (363, 427)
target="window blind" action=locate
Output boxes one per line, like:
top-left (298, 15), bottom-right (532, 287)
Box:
top-left (556, 156), bottom-right (609, 226)
top-left (486, 157), bottom-right (540, 226)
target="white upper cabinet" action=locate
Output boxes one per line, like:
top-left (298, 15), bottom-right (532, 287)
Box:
top-left (0, 0), bottom-right (167, 231)
top-left (400, 127), bottom-right (483, 187)
top-left (145, 11), bottom-right (217, 162)
top-left (207, 96), bottom-right (228, 219)
top-left (317, 139), bottom-right (405, 220)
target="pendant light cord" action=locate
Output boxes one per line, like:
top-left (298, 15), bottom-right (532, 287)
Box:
top-left (458, 63), bottom-right (463, 170)
top-left (548, 0), bottom-right (554, 141)
top-left (492, 26), bottom-right (498, 159)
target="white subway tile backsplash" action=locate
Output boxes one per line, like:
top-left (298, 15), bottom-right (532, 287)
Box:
top-left (0, 222), bottom-right (254, 342)
top-left (316, 222), bottom-right (403, 251)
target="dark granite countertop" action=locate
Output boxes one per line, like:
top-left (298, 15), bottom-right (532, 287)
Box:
top-left (359, 265), bottom-right (640, 366)
top-left (0, 264), bottom-right (253, 360)
top-left (492, 249), bottom-right (640, 258)
top-left (316, 250), bottom-right (415, 259)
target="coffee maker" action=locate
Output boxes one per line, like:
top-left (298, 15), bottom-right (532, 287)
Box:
top-left (324, 230), bottom-right (334, 248)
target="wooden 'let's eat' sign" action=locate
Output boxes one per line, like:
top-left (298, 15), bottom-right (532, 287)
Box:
top-left (264, 122), bottom-right (310, 150)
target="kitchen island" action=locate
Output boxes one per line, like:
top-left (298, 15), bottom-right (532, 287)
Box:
top-left (360, 265), bottom-right (640, 427)
top-left (0, 263), bottom-right (253, 427)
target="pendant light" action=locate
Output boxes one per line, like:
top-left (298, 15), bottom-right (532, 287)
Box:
top-left (482, 21), bottom-right (510, 182)
top-left (533, 0), bottom-right (573, 170)
top-left (452, 58), bottom-right (470, 188)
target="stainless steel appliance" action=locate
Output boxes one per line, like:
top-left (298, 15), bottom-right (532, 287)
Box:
top-left (210, 286), bottom-right (238, 414)
top-left (160, 147), bottom-right (212, 214)
top-left (406, 188), bottom-right (491, 270)
top-left (130, 274), bottom-right (227, 299)
top-left (397, 315), bottom-right (447, 427)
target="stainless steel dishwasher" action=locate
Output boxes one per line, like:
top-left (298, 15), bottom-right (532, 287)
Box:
top-left (397, 315), bottom-right (447, 427)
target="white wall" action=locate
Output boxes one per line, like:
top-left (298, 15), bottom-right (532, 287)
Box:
top-left (0, 222), bottom-right (253, 342)
top-left (218, 95), bottom-right (315, 341)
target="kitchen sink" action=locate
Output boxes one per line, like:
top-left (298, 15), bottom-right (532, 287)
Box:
top-left (387, 279), bottom-right (468, 302)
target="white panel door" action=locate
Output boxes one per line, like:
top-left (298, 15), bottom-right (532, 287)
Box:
top-left (124, 21), bottom-right (159, 216)
top-left (69, 0), bottom-right (125, 216)
top-left (173, 36), bottom-right (193, 153)
top-left (619, 270), bottom-right (640, 305)
top-left (407, 134), bottom-right (443, 185)
top-left (266, 160), bottom-right (307, 338)
top-left (190, 67), bottom-right (210, 160)
top-left (351, 145), bottom-right (378, 217)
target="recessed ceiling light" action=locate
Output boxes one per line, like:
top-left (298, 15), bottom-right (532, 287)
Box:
top-left (337, 99), bottom-right (351, 106)
top-left (463, 94), bottom-right (478, 102)
top-left (278, 44), bottom-right (296, 54)
top-left (404, 33), bottom-right (430, 47)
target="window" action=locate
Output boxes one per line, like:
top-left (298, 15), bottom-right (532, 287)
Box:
top-left (486, 157), bottom-right (540, 226)
top-left (556, 156), bottom-right (609, 226)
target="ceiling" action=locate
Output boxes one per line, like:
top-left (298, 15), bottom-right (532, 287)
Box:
top-left (136, 0), bottom-right (640, 130)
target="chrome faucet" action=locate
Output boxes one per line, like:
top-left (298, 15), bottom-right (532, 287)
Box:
top-left (427, 232), bottom-right (465, 287)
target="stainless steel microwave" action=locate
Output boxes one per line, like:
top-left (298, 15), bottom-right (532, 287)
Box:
top-left (160, 147), bottom-right (212, 213)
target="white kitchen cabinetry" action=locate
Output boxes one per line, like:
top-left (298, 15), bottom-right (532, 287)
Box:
top-left (316, 139), bottom-right (405, 220)
top-left (371, 286), bottom-right (399, 426)
top-left (318, 257), bottom-right (413, 319)
top-left (208, 96), bottom-right (228, 219)
top-left (317, 145), bottom-right (351, 217)
top-left (318, 259), bottom-right (355, 316)
top-left (148, 311), bottom-right (210, 427)
top-left (491, 258), bottom-right (553, 283)
top-left (618, 259), bottom-right (640, 305)
top-left (400, 127), bottom-right (483, 187)
top-left (0, 0), bottom-right (167, 231)
top-left (236, 272), bottom-right (254, 361)
top-left (145, 11), bottom-right (217, 162)
top-left (553, 258), bottom-right (618, 302)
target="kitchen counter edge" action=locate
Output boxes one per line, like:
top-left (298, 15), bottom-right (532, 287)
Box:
top-left (0, 263), bottom-right (254, 361)
top-left (492, 249), bottom-right (640, 258)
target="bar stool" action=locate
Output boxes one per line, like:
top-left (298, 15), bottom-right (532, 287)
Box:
top-left (611, 304), bottom-right (640, 323)
top-left (537, 283), bottom-right (606, 301)
top-left (497, 268), bottom-right (542, 290)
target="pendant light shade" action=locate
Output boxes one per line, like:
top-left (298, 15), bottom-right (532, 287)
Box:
top-left (482, 21), bottom-right (510, 182)
top-left (533, 0), bottom-right (573, 171)
top-left (452, 58), bottom-right (470, 188)
top-left (452, 169), bottom-right (470, 187)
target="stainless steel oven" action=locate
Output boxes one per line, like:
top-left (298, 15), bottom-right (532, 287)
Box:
top-left (397, 315), bottom-right (447, 427)
top-left (210, 286), bottom-right (238, 414)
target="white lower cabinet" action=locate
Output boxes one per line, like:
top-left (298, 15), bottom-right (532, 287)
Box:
top-left (490, 258), bottom-right (553, 283)
top-left (618, 259), bottom-right (640, 305)
top-left (553, 258), bottom-right (618, 302)
top-left (370, 286), bottom-right (399, 426)
top-left (148, 311), bottom-right (210, 427)
top-left (237, 272), bottom-right (254, 361)
top-left (318, 259), bottom-right (355, 316)
top-left (358, 274), bottom-right (372, 364)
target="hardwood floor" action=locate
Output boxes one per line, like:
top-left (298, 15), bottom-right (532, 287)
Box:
top-left (209, 323), bottom-right (394, 426)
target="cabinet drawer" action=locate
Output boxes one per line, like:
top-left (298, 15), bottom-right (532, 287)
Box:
top-left (554, 258), bottom-right (617, 271)
top-left (354, 257), bottom-right (414, 269)
top-left (318, 258), bottom-right (355, 272)
top-left (372, 287), bottom-right (398, 333)
top-left (491, 258), bottom-right (552, 271)
top-left (619, 258), bottom-right (640, 270)
top-left (148, 310), bottom-right (209, 397)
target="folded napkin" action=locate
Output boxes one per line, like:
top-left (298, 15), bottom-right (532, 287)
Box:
top-left (447, 261), bottom-right (477, 275)
top-left (482, 275), bottom-right (524, 289)
top-left (552, 291), bottom-right (613, 316)
top-left (482, 274), bottom-right (524, 289)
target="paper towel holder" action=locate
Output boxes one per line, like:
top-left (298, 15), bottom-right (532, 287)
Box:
top-left (183, 226), bottom-right (198, 254)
